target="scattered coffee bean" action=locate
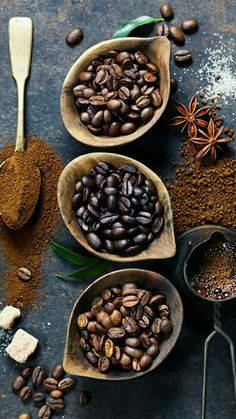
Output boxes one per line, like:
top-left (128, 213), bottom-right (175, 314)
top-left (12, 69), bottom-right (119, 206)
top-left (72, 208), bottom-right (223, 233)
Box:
top-left (20, 386), bottom-right (33, 401)
top-left (18, 414), bottom-right (31, 419)
top-left (72, 162), bottom-right (165, 256)
top-left (43, 377), bottom-right (58, 392)
top-left (79, 391), bottom-right (91, 407)
top-left (47, 398), bottom-right (65, 411)
top-left (160, 3), bottom-right (174, 20)
top-left (51, 364), bottom-right (65, 381)
top-left (38, 405), bottom-right (51, 419)
top-left (181, 19), bottom-right (198, 34)
top-left (58, 377), bottom-right (75, 392)
top-left (155, 23), bottom-right (169, 37)
top-left (169, 25), bottom-right (185, 46)
top-left (66, 27), bottom-right (83, 46)
top-left (50, 389), bottom-right (63, 399)
top-left (32, 366), bottom-right (47, 386)
top-left (21, 367), bottom-right (32, 379)
top-left (11, 376), bottom-right (26, 392)
top-left (174, 49), bottom-right (192, 66)
top-left (17, 267), bottom-right (32, 282)
top-left (33, 392), bottom-right (45, 404)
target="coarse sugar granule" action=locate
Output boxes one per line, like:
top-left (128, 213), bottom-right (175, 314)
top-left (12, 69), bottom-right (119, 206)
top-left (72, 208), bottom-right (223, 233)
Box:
top-left (168, 141), bottom-right (236, 235)
top-left (0, 136), bottom-right (63, 309)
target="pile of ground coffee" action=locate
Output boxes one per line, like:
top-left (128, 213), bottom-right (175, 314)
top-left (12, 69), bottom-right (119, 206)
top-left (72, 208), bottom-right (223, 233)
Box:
top-left (0, 137), bottom-right (63, 308)
top-left (168, 141), bottom-right (236, 234)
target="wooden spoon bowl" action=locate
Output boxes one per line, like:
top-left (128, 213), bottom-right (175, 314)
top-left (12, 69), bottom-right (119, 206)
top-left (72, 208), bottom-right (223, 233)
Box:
top-left (57, 153), bottom-right (176, 262)
top-left (60, 36), bottom-right (170, 148)
top-left (63, 268), bottom-right (183, 380)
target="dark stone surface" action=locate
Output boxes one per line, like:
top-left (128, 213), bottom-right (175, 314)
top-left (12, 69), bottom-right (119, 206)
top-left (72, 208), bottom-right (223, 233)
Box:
top-left (0, 1), bottom-right (235, 418)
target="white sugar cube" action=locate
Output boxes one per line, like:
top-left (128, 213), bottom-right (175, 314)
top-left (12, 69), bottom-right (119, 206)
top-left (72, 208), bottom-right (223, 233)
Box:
top-left (0, 306), bottom-right (21, 329)
top-left (6, 328), bottom-right (38, 363)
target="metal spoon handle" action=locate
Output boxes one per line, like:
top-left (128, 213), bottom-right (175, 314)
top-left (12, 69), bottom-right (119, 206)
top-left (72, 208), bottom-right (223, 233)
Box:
top-left (8, 17), bottom-right (33, 152)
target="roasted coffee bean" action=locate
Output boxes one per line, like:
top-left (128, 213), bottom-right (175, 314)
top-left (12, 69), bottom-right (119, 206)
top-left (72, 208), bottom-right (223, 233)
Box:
top-left (92, 110), bottom-right (104, 128)
top-left (123, 288), bottom-right (140, 296)
top-left (77, 314), bottom-right (88, 329)
top-left (108, 122), bottom-right (121, 136)
top-left (18, 414), bottom-right (31, 419)
top-left (125, 337), bottom-right (140, 348)
top-left (122, 295), bottom-right (139, 308)
top-left (98, 356), bottom-right (110, 373)
top-left (79, 391), bottom-right (91, 407)
top-left (120, 353), bottom-right (132, 367)
top-left (58, 377), bottom-right (75, 392)
top-left (122, 316), bottom-right (139, 335)
top-left (139, 354), bottom-right (153, 370)
top-left (174, 49), bottom-right (192, 65)
top-left (151, 90), bottom-right (162, 107)
top-left (151, 318), bottom-right (162, 334)
top-left (149, 294), bottom-right (166, 307)
top-left (139, 333), bottom-right (151, 348)
top-left (43, 378), bottom-right (58, 392)
top-left (86, 351), bottom-right (98, 366)
top-left (158, 304), bottom-right (170, 318)
top-left (66, 27), bottom-right (83, 46)
top-left (135, 51), bottom-right (148, 65)
top-left (108, 327), bottom-right (125, 339)
top-left (33, 392), bottom-right (45, 403)
top-left (48, 398), bottom-right (65, 411)
top-left (86, 232), bottom-right (102, 250)
top-left (147, 343), bottom-right (160, 358)
top-left (78, 71), bottom-right (94, 84)
top-left (156, 23), bottom-right (170, 37)
top-left (160, 318), bottom-right (173, 336)
top-left (160, 3), bottom-right (174, 20)
top-left (140, 107), bottom-right (154, 123)
top-left (113, 239), bottom-right (130, 252)
top-left (144, 305), bottom-right (155, 318)
top-left (152, 216), bottom-right (164, 234)
top-left (110, 309), bottom-right (122, 326)
top-left (136, 95), bottom-right (150, 108)
top-left (50, 390), bottom-right (63, 400)
top-left (21, 367), bottom-right (32, 379)
top-left (20, 386), bottom-right (33, 400)
top-left (124, 346), bottom-right (143, 359)
top-left (181, 18), bottom-right (198, 34)
top-left (155, 201), bottom-right (164, 216)
top-left (96, 311), bottom-right (113, 329)
top-left (169, 25), bottom-right (185, 46)
top-left (120, 122), bottom-right (136, 135)
top-left (32, 366), bottom-right (47, 386)
top-left (38, 405), bottom-right (51, 419)
top-left (104, 302), bottom-right (115, 314)
top-left (125, 245), bottom-right (142, 256)
top-left (120, 305), bottom-right (129, 317)
top-left (111, 287), bottom-right (122, 296)
top-left (12, 376), bottom-right (26, 391)
top-left (132, 358), bottom-right (142, 372)
top-left (80, 337), bottom-right (90, 351)
top-left (100, 288), bottom-right (111, 300)
top-left (131, 304), bottom-right (143, 321)
top-left (123, 282), bottom-right (138, 291)
top-left (17, 267), bottom-right (32, 281)
top-left (104, 339), bottom-right (115, 358)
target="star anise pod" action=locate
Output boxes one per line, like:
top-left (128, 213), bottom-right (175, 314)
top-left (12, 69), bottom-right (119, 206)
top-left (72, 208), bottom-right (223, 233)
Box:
top-left (170, 95), bottom-right (212, 137)
top-left (190, 118), bottom-right (233, 161)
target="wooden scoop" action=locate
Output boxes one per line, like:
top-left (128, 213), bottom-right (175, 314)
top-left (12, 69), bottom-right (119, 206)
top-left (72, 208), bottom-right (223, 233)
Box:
top-left (0, 17), bottom-right (41, 230)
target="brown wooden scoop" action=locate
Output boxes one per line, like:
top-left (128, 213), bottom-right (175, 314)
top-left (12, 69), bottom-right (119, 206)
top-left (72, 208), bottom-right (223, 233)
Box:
top-left (0, 17), bottom-right (41, 230)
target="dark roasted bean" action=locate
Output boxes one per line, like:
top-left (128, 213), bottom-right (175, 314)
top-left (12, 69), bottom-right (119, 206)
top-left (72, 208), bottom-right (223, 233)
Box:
top-left (156, 22), bottom-right (170, 37)
top-left (66, 27), bottom-right (83, 46)
top-left (47, 398), bottom-right (65, 411)
top-left (169, 25), bottom-right (185, 46)
top-left (181, 18), bottom-right (198, 34)
top-left (11, 376), bottom-right (26, 392)
top-left (160, 3), bottom-right (174, 20)
top-left (79, 391), bottom-right (91, 407)
top-left (20, 386), bottom-right (33, 400)
top-left (33, 391), bottom-right (45, 403)
top-left (32, 366), bottom-right (47, 386)
top-left (38, 405), bottom-right (51, 419)
top-left (139, 354), bottom-right (153, 370)
top-left (58, 377), bottom-right (75, 392)
top-left (174, 49), bottom-right (192, 65)
top-left (43, 378), bottom-right (58, 392)
top-left (108, 327), bottom-right (125, 339)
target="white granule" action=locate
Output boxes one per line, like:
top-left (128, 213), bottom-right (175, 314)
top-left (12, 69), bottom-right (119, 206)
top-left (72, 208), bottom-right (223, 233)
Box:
top-left (176, 34), bottom-right (236, 120)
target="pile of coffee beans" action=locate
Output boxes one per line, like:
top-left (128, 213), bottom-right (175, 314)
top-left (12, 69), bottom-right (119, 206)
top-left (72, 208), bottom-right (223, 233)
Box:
top-left (73, 50), bottom-right (162, 137)
top-left (156, 3), bottom-right (199, 66)
top-left (11, 364), bottom-right (86, 418)
top-left (72, 161), bottom-right (164, 256)
top-left (77, 282), bottom-right (173, 373)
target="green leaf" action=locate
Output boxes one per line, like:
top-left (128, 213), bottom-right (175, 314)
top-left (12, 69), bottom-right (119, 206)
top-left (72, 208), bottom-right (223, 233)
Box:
top-left (112, 15), bottom-right (164, 38)
top-left (56, 260), bottom-right (110, 280)
top-left (46, 235), bottom-right (100, 266)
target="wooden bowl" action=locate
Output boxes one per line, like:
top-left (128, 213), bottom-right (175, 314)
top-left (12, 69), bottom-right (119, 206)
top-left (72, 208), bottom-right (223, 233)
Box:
top-left (63, 268), bottom-right (183, 380)
top-left (60, 36), bottom-right (170, 148)
top-left (57, 153), bottom-right (176, 262)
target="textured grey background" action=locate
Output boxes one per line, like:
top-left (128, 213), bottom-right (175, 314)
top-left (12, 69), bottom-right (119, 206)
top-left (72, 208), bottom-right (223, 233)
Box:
top-left (0, 1), bottom-right (235, 418)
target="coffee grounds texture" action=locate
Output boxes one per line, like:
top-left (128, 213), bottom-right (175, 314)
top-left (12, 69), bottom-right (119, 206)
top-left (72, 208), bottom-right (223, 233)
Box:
top-left (168, 141), bottom-right (236, 234)
top-left (0, 137), bottom-right (63, 308)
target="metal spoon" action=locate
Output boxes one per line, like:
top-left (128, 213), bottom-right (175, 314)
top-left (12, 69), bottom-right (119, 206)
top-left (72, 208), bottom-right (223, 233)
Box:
top-left (0, 17), bottom-right (41, 229)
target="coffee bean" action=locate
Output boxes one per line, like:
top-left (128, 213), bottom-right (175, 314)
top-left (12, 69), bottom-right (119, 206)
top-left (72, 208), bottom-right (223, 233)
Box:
top-left (160, 3), bottom-right (174, 19)
top-left (140, 107), bottom-right (154, 123)
top-left (149, 294), bottom-right (166, 307)
top-left (120, 122), bottom-right (136, 135)
top-left (66, 27), bottom-right (83, 46)
top-left (132, 359), bottom-right (142, 372)
top-left (48, 398), bottom-right (65, 411)
top-left (135, 51), bottom-right (148, 65)
top-left (158, 304), bottom-right (170, 318)
top-left (86, 232), bottom-right (102, 250)
top-left (108, 327), bottom-right (125, 339)
top-left (110, 310), bottom-right (122, 326)
top-left (160, 318), bottom-right (173, 336)
top-left (151, 90), bottom-right (162, 107)
top-left (96, 311), bottom-right (113, 329)
top-left (139, 354), bottom-right (153, 370)
top-left (122, 295), bottom-right (139, 308)
top-left (58, 377), bottom-right (75, 392)
top-left (155, 201), bottom-right (164, 216)
top-left (77, 314), bottom-right (88, 329)
top-left (11, 376), bottom-right (26, 391)
top-left (33, 392), bottom-right (45, 403)
top-left (152, 216), bottom-right (164, 233)
top-left (78, 71), bottom-right (94, 84)
top-left (79, 391), bottom-right (91, 407)
top-left (122, 316), bottom-right (139, 335)
top-left (104, 339), bottom-right (115, 358)
top-left (21, 367), bottom-right (32, 379)
top-left (125, 245), bottom-right (142, 256)
top-left (124, 346), bottom-right (143, 359)
top-left (101, 288), bottom-right (111, 300)
top-left (38, 405), bottom-right (51, 419)
top-left (181, 19), bottom-right (198, 34)
top-left (32, 366), bottom-right (47, 386)
top-left (169, 25), bottom-right (185, 46)
top-left (20, 386), bottom-right (33, 400)
top-left (98, 356), bottom-right (110, 373)
top-left (139, 333), bottom-right (151, 348)
top-left (156, 23), bottom-right (170, 37)
top-left (147, 343), bottom-right (159, 358)
top-left (50, 390), bottom-right (63, 400)
top-left (174, 49), bottom-right (192, 66)
top-left (43, 378), bottom-right (58, 392)
top-left (17, 267), bottom-right (32, 282)
top-left (108, 121), bottom-right (121, 136)
top-left (151, 318), bottom-right (162, 334)
top-left (122, 282), bottom-right (138, 291)
top-left (18, 414), bottom-right (31, 419)
top-left (86, 351), bottom-right (98, 366)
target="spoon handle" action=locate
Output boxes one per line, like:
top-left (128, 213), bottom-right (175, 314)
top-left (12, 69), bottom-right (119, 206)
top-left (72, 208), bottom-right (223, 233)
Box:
top-left (8, 17), bottom-right (33, 152)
